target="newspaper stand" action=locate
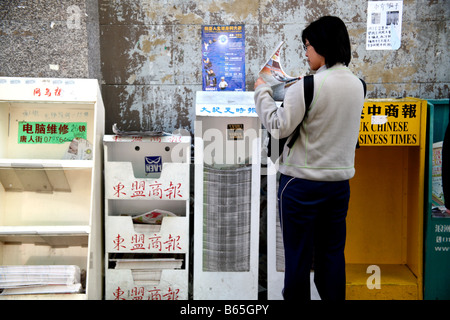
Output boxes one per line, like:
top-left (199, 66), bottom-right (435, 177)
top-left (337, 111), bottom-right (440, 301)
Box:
top-left (0, 77), bottom-right (104, 299)
top-left (345, 98), bottom-right (427, 300)
top-left (424, 98), bottom-right (450, 300)
top-left (103, 134), bottom-right (190, 300)
top-left (193, 91), bottom-right (261, 299)
top-left (267, 98), bottom-right (427, 300)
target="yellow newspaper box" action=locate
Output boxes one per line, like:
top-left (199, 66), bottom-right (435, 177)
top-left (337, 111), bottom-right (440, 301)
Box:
top-left (346, 98), bottom-right (427, 300)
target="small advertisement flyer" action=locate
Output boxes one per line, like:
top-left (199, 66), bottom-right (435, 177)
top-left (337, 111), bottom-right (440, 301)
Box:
top-left (202, 25), bottom-right (245, 91)
top-left (366, 1), bottom-right (403, 50)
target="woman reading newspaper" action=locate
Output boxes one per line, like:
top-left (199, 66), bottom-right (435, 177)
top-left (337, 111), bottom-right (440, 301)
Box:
top-left (254, 16), bottom-right (366, 300)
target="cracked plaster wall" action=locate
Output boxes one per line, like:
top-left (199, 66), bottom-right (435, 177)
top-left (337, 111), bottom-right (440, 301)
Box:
top-left (1, 0), bottom-right (448, 134)
top-left (99, 0), bottom-right (449, 134)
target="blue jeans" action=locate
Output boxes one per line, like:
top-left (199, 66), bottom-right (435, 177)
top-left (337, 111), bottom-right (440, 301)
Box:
top-left (278, 174), bottom-right (350, 300)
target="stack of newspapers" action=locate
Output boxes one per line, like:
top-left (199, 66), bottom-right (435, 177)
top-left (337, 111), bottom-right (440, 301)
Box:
top-left (110, 258), bottom-right (184, 286)
top-left (276, 205), bottom-right (285, 272)
top-left (203, 165), bottom-right (252, 272)
top-left (0, 265), bottom-right (82, 295)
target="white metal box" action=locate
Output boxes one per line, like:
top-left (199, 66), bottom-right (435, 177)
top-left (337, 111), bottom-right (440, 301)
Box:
top-left (193, 91), bottom-right (261, 299)
top-left (104, 134), bottom-right (190, 300)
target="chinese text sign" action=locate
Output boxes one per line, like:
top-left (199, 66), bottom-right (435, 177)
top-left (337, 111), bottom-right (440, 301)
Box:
top-left (18, 121), bottom-right (87, 144)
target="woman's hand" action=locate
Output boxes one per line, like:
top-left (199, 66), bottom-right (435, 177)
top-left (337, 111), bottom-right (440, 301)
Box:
top-left (254, 77), bottom-right (266, 90)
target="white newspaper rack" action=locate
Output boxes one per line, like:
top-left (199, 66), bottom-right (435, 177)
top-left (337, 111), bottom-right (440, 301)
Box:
top-left (103, 134), bottom-right (190, 300)
top-left (194, 91), bottom-right (261, 299)
top-left (0, 77), bottom-right (104, 299)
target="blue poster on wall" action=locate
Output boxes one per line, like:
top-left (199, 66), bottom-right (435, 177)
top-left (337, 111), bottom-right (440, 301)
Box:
top-left (201, 25), bottom-right (245, 91)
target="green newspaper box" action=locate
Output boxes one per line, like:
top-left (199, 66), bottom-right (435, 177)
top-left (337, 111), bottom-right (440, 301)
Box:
top-left (424, 99), bottom-right (450, 300)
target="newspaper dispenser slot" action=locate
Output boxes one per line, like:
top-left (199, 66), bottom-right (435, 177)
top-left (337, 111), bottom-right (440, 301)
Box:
top-left (194, 91), bottom-right (261, 299)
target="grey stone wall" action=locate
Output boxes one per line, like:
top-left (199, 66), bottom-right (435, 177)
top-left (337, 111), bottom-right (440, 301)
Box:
top-left (0, 0), bottom-right (100, 80)
top-left (1, 0), bottom-right (448, 134)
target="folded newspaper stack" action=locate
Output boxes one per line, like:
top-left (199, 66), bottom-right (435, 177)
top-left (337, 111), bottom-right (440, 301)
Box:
top-left (0, 265), bottom-right (82, 295)
top-left (111, 258), bottom-right (183, 286)
top-left (203, 165), bottom-right (252, 272)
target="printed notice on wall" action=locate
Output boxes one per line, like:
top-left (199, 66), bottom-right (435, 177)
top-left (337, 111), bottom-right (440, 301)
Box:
top-left (202, 25), bottom-right (245, 91)
top-left (366, 1), bottom-right (403, 50)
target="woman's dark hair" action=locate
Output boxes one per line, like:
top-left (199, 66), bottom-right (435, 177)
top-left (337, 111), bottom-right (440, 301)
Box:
top-left (302, 16), bottom-right (351, 68)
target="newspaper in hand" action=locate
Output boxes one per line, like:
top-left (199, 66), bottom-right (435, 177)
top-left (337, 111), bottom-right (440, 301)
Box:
top-left (259, 41), bottom-right (301, 101)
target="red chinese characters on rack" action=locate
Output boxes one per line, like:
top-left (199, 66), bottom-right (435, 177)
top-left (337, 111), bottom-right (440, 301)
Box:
top-left (113, 180), bottom-right (183, 200)
top-left (33, 87), bottom-right (62, 97)
top-left (113, 285), bottom-right (181, 300)
top-left (113, 233), bottom-right (182, 252)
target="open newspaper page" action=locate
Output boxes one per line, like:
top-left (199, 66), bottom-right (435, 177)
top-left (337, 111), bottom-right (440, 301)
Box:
top-left (431, 141), bottom-right (449, 217)
top-left (259, 41), bottom-right (301, 101)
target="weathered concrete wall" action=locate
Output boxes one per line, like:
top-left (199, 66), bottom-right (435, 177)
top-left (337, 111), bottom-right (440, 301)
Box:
top-left (1, 1), bottom-right (448, 134)
top-left (0, 0), bottom-right (101, 80)
top-left (99, 0), bottom-right (448, 134)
